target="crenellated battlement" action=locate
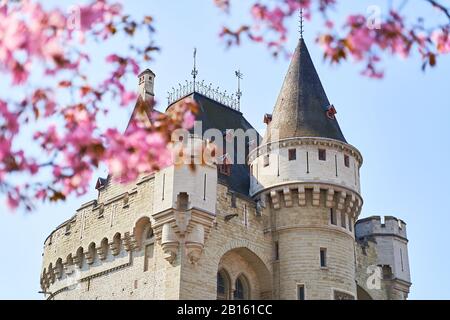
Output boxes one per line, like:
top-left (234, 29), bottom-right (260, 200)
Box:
top-left (355, 216), bottom-right (408, 241)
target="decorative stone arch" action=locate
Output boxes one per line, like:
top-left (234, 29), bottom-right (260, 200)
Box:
top-left (212, 240), bottom-right (272, 300)
top-left (357, 285), bottom-right (373, 300)
top-left (133, 216), bottom-right (152, 250)
top-left (211, 240), bottom-right (272, 269)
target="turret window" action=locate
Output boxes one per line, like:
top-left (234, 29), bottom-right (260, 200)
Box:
top-left (344, 155), bottom-right (350, 167)
top-left (288, 149), bottom-right (297, 161)
top-left (297, 285), bottom-right (305, 300)
top-left (330, 209), bottom-right (337, 225)
top-left (341, 212), bottom-right (346, 228)
top-left (318, 149), bottom-right (326, 161)
top-left (320, 248), bottom-right (327, 268)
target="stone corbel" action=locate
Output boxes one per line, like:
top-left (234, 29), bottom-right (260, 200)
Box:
top-left (326, 188), bottom-right (335, 208)
top-left (110, 241), bottom-right (120, 256)
top-left (85, 251), bottom-right (95, 265)
top-left (185, 224), bottom-right (205, 265)
top-left (123, 232), bottom-right (137, 252)
top-left (161, 223), bottom-right (179, 264)
top-left (298, 186), bottom-right (306, 206)
top-left (270, 190), bottom-right (280, 209)
top-left (283, 187), bottom-right (292, 207)
top-left (97, 246), bottom-right (107, 261)
top-left (312, 187), bottom-right (321, 207)
top-left (336, 191), bottom-right (347, 212)
top-left (63, 261), bottom-right (74, 275)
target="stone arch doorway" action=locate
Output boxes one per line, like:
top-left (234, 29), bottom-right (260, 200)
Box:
top-left (357, 285), bottom-right (373, 300)
top-left (216, 247), bottom-right (272, 300)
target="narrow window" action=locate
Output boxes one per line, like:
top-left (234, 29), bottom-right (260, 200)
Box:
top-left (330, 208), bottom-right (337, 225)
top-left (335, 154), bottom-right (338, 177)
top-left (400, 248), bottom-right (404, 272)
top-left (288, 149), bottom-right (296, 161)
top-left (274, 241), bottom-right (279, 261)
top-left (341, 212), bottom-right (346, 228)
top-left (306, 152), bottom-right (310, 173)
top-left (319, 149), bottom-right (326, 161)
top-left (349, 218), bottom-right (353, 232)
top-left (344, 155), bottom-right (350, 168)
top-left (320, 248), bottom-right (327, 268)
top-left (264, 154), bottom-right (269, 167)
top-left (203, 173), bottom-right (207, 201)
top-left (297, 285), bottom-right (305, 300)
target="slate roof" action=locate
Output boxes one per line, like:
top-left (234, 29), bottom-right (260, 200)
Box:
top-left (263, 39), bottom-right (347, 144)
top-left (167, 93), bottom-right (260, 196)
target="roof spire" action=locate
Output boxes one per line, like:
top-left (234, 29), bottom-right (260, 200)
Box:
top-left (262, 38), bottom-right (347, 144)
top-left (299, 7), bottom-right (304, 39)
top-left (235, 69), bottom-right (243, 111)
top-left (191, 47), bottom-right (198, 91)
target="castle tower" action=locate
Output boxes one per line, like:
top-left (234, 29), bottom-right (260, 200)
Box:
top-left (249, 39), bottom-right (363, 299)
top-left (138, 69), bottom-right (155, 101)
top-left (355, 216), bottom-right (411, 299)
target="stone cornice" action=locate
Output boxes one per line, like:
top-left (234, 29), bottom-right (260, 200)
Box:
top-left (248, 137), bottom-right (363, 166)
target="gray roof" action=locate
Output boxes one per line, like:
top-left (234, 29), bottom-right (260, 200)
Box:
top-left (168, 93), bottom-right (261, 196)
top-left (263, 39), bottom-right (347, 144)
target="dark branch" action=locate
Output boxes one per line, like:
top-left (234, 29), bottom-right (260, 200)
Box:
top-left (425, 0), bottom-right (450, 20)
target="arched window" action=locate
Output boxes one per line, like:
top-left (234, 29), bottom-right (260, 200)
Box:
top-left (234, 274), bottom-right (250, 300)
top-left (217, 269), bottom-right (231, 300)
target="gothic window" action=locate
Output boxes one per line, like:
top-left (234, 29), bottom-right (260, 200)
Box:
top-left (234, 275), bottom-right (250, 300)
top-left (344, 155), bottom-right (350, 167)
top-left (217, 269), bottom-right (231, 300)
top-left (288, 149), bottom-right (296, 161)
top-left (320, 248), bottom-right (327, 268)
top-left (297, 285), bottom-right (305, 300)
top-left (319, 149), bottom-right (326, 161)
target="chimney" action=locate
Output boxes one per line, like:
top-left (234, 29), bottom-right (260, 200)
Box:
top-left (138, 69), bottom-right (155, 101)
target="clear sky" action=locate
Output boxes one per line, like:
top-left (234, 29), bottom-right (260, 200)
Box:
top-left (1, 0), bottom-right (449, 300)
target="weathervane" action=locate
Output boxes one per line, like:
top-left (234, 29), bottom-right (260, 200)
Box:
top-left (235, 70), bottom-right (243, 111)
top-left (299, 7), bottom-right (304, 39)
top-left (191, 47), bottom-right (198, 91)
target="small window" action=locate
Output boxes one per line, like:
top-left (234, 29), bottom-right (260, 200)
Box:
top-left (274, 241), bottom-right (279, 261)
top-left (330, 209), bottom-right (337, 225)
top-left (349, 218), bottom-right (353, 232)
top-left (318, 149), bottom-right (326, 161)
top-left (288, 149), bottom-right (296, 161)
top-left (341, 212), bottom-right (346, 228)
top-left (320, 248), bottom-right (327, 268)
top-left (344, 155), bottom-right (350, 167)
top-left (297, 285), bottom-right (305, 300)
top-left (264, 155), bottom-right (270, 167)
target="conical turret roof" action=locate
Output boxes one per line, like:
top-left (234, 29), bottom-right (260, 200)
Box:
top-left (263, 39), bottom-right (346, 144)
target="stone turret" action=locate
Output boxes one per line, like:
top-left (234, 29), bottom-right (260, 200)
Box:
top-left (250, 38), bottom-right (363, 299)
top-left (138, 69), bottom-right (155, 101)
top-left (355, 216), bottom-right (411, 299)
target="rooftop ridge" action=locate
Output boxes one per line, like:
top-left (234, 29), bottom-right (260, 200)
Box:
top-left (167, 79), bottom-right (240, 111)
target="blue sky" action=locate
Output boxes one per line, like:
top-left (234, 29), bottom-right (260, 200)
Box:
top-left (1, 0), bottom-right (449, 299)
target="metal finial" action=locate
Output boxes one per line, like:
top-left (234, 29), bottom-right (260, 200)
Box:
top-left (191, 47), bottom-right (198, 91)
top-left (299, 8), bottom-right (304, 39)
top-left (235, 69), bottom-right (243, 111)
